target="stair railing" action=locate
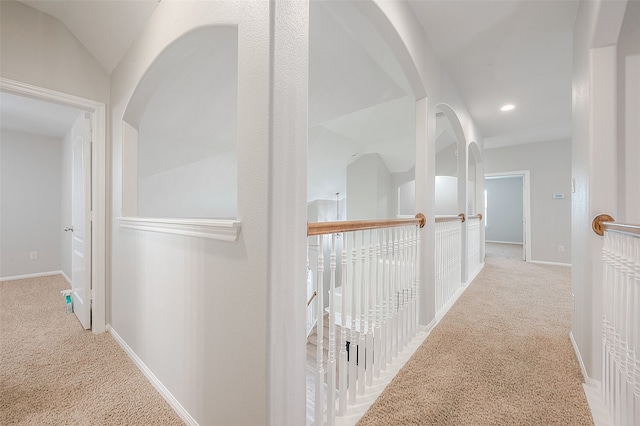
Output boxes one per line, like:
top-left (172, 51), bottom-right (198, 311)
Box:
top-left (593, 215), bottom-right (640, 426)
top-left (435, 215), bottom-right (464, 315)
top-left (307, 213), bottom-right (425, 425)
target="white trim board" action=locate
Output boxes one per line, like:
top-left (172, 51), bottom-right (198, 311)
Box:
top-left (108, 326), bottom-right (199, 426)
top-left (118, 217), bottom-right (241, 242)
top-left (1, 77), bottom-right (108, 334)
top-left (528, 260), bottom-right (571, 267)
top-left (570, 332), bottom-right (612, 426)
top-left (0, 270), bottom-right (66, 282)
top-left (485, 240), bottom-right (523, 245)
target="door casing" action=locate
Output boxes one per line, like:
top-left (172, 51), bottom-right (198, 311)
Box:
top-left (1, 77), bottom-right (107, 333)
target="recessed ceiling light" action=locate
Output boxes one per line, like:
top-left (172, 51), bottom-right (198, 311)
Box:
top-left (500, 104), bottom-right (515, 111)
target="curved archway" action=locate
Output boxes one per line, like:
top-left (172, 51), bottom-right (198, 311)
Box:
top-left (435, 103), bottom-right (468, 216)
top-left (308, 0), bottom-right (424, 220)
top-left (352, 1), bottom-right (426, 99)
top-left (122, 25), bottom-right (238, 219)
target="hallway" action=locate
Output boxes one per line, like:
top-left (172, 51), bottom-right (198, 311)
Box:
top-left (357, 243), bottom-right (592, 425)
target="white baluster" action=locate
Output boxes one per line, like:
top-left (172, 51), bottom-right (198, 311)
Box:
top-left (387, 231), bottom-right (394, 365)
top-left (380, 228), bottom-right (388, 371)
top-left (633, 236), bottom-right (640, 426)
top-left (338, 236), bottom-right (347, 415)
top-left (315, 235), bottom-right (325, 426)
top-left (366, 230), bottom-right (374, 386)
top-left (374, 230), bottom-right (382, 379)
top-left (393, 229), bottom-right (399, 359)
top-left (349, 232), bottom-right (357, 405)
top-left (327, 234), bottom-right (337, 425)
top-left (358, 231), bottom-right (366, 395)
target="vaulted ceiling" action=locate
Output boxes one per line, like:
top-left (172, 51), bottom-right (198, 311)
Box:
top-left (6, 0), bottom-right (579, 199)
top-left (409, 0), bottom-right (579, 149)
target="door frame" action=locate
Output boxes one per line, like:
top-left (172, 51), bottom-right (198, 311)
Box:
top-left (1, 77), bottom-right (107, 333)
top-left (484, 170), bottom-right (531, 262)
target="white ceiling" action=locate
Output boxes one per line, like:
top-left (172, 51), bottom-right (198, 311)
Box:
top-left (19, 0), bottom-right (159, 73)
top-left (7, 0), bottom-right (581, 197)
top-left (409, 0), bottom-right (579, 149)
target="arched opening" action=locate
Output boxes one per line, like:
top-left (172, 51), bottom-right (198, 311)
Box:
top-left (122, 26), bottom-right (238, 219)
top-left (308, 0), bottom-right (418, 222)
top-left (435, 104), bottom-right (466, 216)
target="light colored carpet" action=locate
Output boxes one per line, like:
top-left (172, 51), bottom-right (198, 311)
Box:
top-left (357, 243), bottom-right (593, 425)
top-left (0, 275), bottom-right (184, 425)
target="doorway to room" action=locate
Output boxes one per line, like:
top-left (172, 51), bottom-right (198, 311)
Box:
top-left (0, 79), bottom-right (107, 332)
top-left (484, 171), bottom-right (531, 261)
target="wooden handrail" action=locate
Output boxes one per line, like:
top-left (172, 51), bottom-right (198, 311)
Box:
top-left (467, 213), bottom-right (483, 221)
top-left (307, 291), bottom-right (317, 307)
top-left (307, 213), bottom-right (426, 237)
top-left (592, 214), bottom-right (640, 236)
top-left (435, 214), bottom-right (465, 223)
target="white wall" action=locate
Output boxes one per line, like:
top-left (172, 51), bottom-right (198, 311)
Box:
top-left (0, 0), bottom-right (109, 103)
top-left (571, 0), bottom-right (628, 383)
top-left (485, 177), bottom-right (523, 243)
top-left (617, 0), bottom-right (640, 223)
top-left (484, 139), bottom-right (571, 264)
top-left (346, 153), bottom-right (391, 220)
top-left (110, 1), bottom-right (308, 424)
top-left (435, 143), bottom-right (457, 177)
top-left (434, 176), bottom-right (457, 215)
top-left (1, 129), bottom-right (62, 278)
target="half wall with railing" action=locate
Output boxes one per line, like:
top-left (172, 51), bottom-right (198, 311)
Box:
top-left (306, 214), bottom-right (425, 425)
top-left (435, 214), bottom-right (464, 316)
top-left (593, 215), bottom-right (639, 426)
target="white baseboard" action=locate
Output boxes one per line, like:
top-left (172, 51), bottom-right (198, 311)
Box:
top-left (569, 331), bottom-right (594, 387)
top-left (465, 262), bottom-right (485, 286)
top-left (0, 270), bottom-right (65, 282)
top-left (569, 332), bottom-right (612, 426)
top-left (529, 260), bottom-right (571, 267)
top-left (107, 326), bottom-right (199, 426)
top-left (435, 263), bottom-right (484, 322)
top-left (61, 271), bottom-right (71, 285)
top-left (485, 240), bottom-right (523, 245)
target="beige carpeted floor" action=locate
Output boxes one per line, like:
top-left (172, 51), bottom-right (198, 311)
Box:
top-left (0, 274), bottom-right (184, 425)
top-left (357, 243), bottom-right (594, 426)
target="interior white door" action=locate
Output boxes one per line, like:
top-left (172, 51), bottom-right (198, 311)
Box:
top-left (71, 113), bottom-right (92, 329)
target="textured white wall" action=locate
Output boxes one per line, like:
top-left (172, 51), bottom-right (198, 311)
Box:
top-left (571, 0), bottom-right (628, 383)
top-left (0, 0), bottom-right (109, 103)
top-left (346, 153), bottom-right (391, 220)
top-left (0, 130), bottom-right (62, 278)
top-left (434, 176), bottom-right (458, 215)
top-left (484, 140), bottom-right (571, 264)
top-left (110, 1), bottom-right (309, 424)
top-left (617, 1), bottom-right (640, 223)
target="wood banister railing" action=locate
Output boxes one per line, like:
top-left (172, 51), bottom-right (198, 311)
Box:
top-left (307, 213), bottom-right (426, 236)
top-left (307, 291), bottom-right (317, 307)
top-left (435, 214), bottom-right (465, 223)
top-left (467, 213), bottom-right (483, 221)
top-left (592, 214), bottom-right (640, 236)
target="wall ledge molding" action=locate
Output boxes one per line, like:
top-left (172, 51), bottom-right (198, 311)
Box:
top-left (118, 217), bottom-right (241, 242)
top-left (108, 326), bottom-right (199, 426)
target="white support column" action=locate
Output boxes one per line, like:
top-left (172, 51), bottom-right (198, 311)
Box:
top-left (267, 1), bottom-right (308, 425)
